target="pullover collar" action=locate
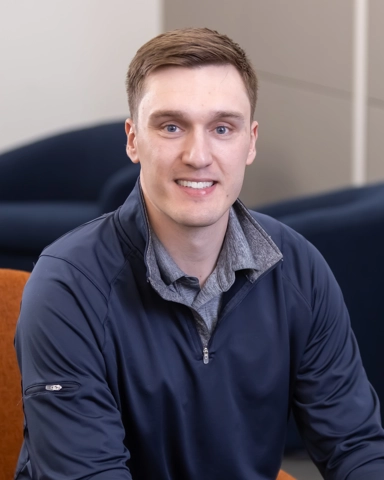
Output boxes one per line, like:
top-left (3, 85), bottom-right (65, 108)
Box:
top-left (117, 179), bottom-right (283, 289)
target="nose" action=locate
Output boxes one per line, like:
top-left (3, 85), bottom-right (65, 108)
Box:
top-left (181, 128), bottom-right (213, 169)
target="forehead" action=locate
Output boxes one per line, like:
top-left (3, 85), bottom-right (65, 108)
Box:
top-left (137, 65), bottom-right (251, 121)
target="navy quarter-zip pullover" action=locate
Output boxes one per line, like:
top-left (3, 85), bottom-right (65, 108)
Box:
top-left (14, 182), bottom-right (384, 479)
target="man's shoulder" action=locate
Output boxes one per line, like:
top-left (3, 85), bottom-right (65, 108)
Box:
top-left (249, 209), bottom-right (331, 299)
top-left (249, 209), bottom-right (309, 253)
top-left (36, 210), bottom-right (133, 291)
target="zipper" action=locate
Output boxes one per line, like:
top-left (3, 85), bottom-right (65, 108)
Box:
top-left (25, 381), bottom-right (80, 396)
top-left (203, 346), bottom-right (209, 365)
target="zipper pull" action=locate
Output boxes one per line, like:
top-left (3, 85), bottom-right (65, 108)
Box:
top-left (45, 385), bottom-right (62, 391)
top-left (203, 347), bottom-right (209, 365)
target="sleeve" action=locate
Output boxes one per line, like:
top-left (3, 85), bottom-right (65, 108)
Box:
top-left (291, 240), bottom-right (384, 480)
top-left (14, 255), bottom-right (132, 480)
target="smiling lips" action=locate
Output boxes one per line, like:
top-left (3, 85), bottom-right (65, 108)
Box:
top-left (176, 180), bottom-right (214, 189)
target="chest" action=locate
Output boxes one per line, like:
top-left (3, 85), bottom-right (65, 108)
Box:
top-left (103, 268), bottom-right (298, 410)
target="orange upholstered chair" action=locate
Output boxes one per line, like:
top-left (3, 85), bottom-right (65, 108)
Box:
top-left (0, 269), bottom-right (30, 480)
top-left (277, 470), bottom-right (296, 480)
top-left (0, 268), bottom-right (295, 480)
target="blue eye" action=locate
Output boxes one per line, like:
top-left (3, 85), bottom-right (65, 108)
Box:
top-left (165, 125), bottom-right (178, 133)
top-left (216, 126), bottom-right (228, 134)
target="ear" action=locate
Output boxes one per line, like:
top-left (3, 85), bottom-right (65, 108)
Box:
top-left (125, 118), bottom-right (140, 164)
top-left (246, 121), bottom-right (258, 166)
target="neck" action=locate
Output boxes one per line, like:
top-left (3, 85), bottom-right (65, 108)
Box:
top-left (148, 211), bottom-right (229, 287)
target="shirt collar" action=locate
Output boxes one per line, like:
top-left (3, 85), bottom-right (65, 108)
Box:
top-left (148, 202), bottom-right (266, 293)
top-left (117, 179), bottom-right (283, 291)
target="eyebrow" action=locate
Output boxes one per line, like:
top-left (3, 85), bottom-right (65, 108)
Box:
top-left (148, 109), bottom-right (245, 123)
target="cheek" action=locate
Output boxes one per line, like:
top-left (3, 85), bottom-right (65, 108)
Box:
top-left (221, 155), bottom-right (249, 195)
top-left (218, 135), bottom-right (251, 158)
top-left (139, 151), bottom-right (170, 194)
top-left (221, 146), bottom-right (250, 176)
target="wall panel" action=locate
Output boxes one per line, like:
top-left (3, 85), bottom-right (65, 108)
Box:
top-left (367, 0), bottom-right (384, 184)
top-left (164, 0), bottom-right (353, 92)
top-left (241, 79), bottom-right (351, 207)
top-left (367, 105), bottom-right (384, 183)
top-left (0, 0), bottom-right (161, 153)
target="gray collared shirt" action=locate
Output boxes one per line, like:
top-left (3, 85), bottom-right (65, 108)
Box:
top-left (148, 207), bottom-right (260, 346)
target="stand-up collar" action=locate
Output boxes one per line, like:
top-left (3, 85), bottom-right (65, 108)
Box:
top-left (116, 179), bottom-right (283, 281)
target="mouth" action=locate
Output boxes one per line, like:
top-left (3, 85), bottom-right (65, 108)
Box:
top-left (176, 180), bottom-right (215, 189)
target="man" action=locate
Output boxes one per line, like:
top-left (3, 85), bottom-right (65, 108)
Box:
top-left (15, 28), bottom-right (384, 480)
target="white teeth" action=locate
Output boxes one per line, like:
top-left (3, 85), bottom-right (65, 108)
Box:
top-left (177, 180), bottom-right (214, 189)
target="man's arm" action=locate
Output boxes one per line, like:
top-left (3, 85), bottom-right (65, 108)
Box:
top-left (292, 241), bottom-right (384, 480)
top-left (15, 255), bottom-right (132, 479)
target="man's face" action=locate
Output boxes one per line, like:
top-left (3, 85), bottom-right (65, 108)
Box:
top-left (126, 64), bottom-right (258, 232)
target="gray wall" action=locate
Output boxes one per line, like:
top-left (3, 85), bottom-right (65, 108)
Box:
top-left (164, 0), bottom-right (382, 207)
top-left (368, 0), bottom-right (384, 183)
top-left (0, 0), bottom-right (161, 154)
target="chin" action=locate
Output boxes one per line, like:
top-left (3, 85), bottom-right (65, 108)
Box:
top-left (174, 213), bottom-right (224, 229)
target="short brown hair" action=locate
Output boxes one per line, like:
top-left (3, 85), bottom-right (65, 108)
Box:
top-left (126, 27), bottom-right (258, 121)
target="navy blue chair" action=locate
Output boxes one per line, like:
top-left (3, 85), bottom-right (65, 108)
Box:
top-left (0, 122), bottom-right (140, 271)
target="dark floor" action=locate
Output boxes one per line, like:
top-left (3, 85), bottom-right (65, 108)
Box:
top-left (282, 452), bottom-right (322, 479)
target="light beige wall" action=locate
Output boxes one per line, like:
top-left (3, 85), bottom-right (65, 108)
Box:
top-left (164, 0), bottom-right (370, 207)
top-left (367, 0), bottom-right (384, 183)
top-left (0, 0), bottom-right (161, 154)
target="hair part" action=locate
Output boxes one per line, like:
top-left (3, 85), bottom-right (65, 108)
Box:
top-left (126, 28), bottom-right (258, 121)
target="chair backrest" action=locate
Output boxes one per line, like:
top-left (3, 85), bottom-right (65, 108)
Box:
top-left (0, 122), bottom-right (133, 201)
top-left (0, 269), bottom-right (30, 480)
